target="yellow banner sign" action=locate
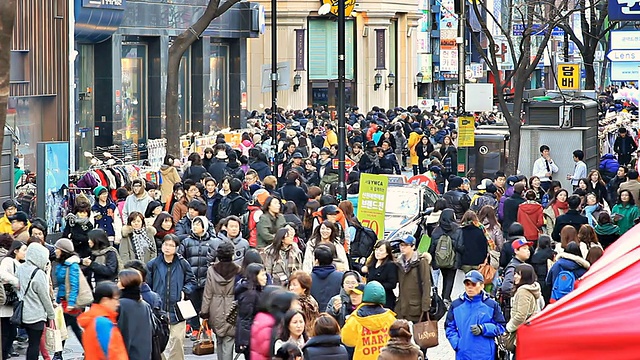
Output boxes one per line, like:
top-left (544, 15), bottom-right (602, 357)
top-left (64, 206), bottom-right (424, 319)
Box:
top-left (557, 63), bottom-right (580, 90)
top-left (458, 116), bottom-right (475, 147)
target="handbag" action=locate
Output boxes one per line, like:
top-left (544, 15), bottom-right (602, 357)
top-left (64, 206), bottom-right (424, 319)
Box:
top-left (175, 298), bottom-right (197, 322)
top-left (225, 300), bottom-right (238, 326)
top-left (497, 331), bottom-right (517, 352)
top-left (412, 313), bottom-right (439, 349)
top-left (54, 306), bottom-right (68, 340)
top-left (10, 268), bottom-right (39, 325)
top-left (64, 267), bottom-right (94, 307)
top-left (478, 255), bottom-right (496, 285)
top-left (427, 271), bottom-right (447, 321)
top-left (44, 320), bottom-right (63, 352)
top-left (192, 320), bottom-right (215, 355)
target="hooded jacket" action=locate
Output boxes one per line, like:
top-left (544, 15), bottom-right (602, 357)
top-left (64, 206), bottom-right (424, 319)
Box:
top-left (146, 254), bottom-right (197, 324)
top-left (506, 282), bottom-right (541, 333)
top-left (78, 303), bottom-right (129, 360)
top-left (55, 254), bottom-right (81, 307)
top-left (341, 304), bottom-right (397, 360)
top-left (201, 261), bottom-right (240, 337)
top-left (179, 217), bottom-right (222, 289)
top-left (546, 252), bottom-right (590, 288)
top-left (216, 231), bottom-right (250, 266)
top-left (175, 213), bottom-right (216, 241)
top-left (302, 334), bottom-right (349, 360)
top-left (503, 192), bottom-right (525, 231)
top-left (446, 291), bottom-right (505, 360)
top-left (517, 201), bottom-right (544, 241)
top-left (310, 265), bottom-right (344, 312)
top-left (250, 159), bottom-right (272, 181)
top-left (16, 243), bottom-right (54, 325)
top-left (395, 252), bottom-right (432, 323)
top-left (378, 338), bottom-right (423, 360)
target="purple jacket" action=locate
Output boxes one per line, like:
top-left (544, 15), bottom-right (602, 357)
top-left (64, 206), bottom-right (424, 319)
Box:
top-left (498, 185), bottom-right (514, 221)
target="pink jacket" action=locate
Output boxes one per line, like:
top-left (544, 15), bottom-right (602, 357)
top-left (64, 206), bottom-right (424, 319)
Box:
top-left (250, 312), bottom-right (276, 360)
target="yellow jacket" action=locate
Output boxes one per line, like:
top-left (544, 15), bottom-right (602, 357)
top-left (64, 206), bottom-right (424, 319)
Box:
top-left (341, 304), bottom-right (397, 360)
top-left (0, 216), bottom-right (12, 235)
top-left (324, 130), bottom-right (338, 147)
top-left (408, 132), bottom-right (421, 166)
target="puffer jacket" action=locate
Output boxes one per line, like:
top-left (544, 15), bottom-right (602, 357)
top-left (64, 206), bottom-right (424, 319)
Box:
top-left (378, 338), bottom-right (423, 360)
top-left (201, 262), bottom-right (241, 338)
top-left (234, 281), bottom-right (262, 353)
top-left (303, 334), bottom-right (349, 360)
top-left (395, 252), bottom-right (432, 323)
top-left (55, 255), bottom-right (81, 307)
top-left (445, 291), bottom-right (505, 360)
top-left (92, 200), bottom-right (116, 237)
top-left (341, 304), bottom-right (397, 360)
top-left (442, 189), bottom-right (471, 220)
top-left (470, 192), bottom-right (498, 212)
top-left (599, 154), bottom-right (620, 181)
top-left (179, 230), bottom-right (221, 289)
top-left (546, 252), bottom-right (590, 289)
top-left (506, 282), bottom-right (541, 333)
top-left (517, 201), bottom-right (544, 241)
top-left (146, 254), bottom-right (197, 324)
top-left (216, 231), bottom-right (250, 266)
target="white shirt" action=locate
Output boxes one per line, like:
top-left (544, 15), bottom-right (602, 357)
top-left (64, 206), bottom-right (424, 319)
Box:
top-left (532, 156), bottom-right (559, 182)
top-left (572, 161), bottom-right (587, 186)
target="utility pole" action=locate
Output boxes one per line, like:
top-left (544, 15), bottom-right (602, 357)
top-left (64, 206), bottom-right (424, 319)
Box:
top-left (456, 0), bottom-right (465, 115)
top-left (271, 0), bottom-right (278, 175)
top-left (336, 0), bottom-right (347, 200)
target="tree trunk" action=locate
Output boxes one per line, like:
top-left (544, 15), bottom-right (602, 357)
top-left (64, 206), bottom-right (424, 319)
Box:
top-left (583, 53), bottom-right (596, 90)
top-left (165, 0), bottom-right (240, 157)
top-left (0, 0), bottom-right (17, 172)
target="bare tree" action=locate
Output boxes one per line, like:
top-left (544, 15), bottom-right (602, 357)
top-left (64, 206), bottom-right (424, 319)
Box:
top-left (0, 0), bottom-right (17, 165)
top-left (165, 0), bottom-right (242, 156)
top-left (556, 2), bottom-right (617, 90)
top-left (468, 0), bottom-right (581, 174)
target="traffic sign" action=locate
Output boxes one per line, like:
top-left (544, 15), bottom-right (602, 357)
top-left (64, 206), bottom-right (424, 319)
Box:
top-left (607, 50), bottom-right (640, 62)
top-left (332, 158), bottom-right (356, 170)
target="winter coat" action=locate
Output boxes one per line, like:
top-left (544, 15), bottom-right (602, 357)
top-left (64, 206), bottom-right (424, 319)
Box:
top-left (310, 265), bottom-right (344, 312)
top-left (551, 210), bottom-right (588, 242)
top-left (440, 145), bottom-right (458, 175)
top-left (16, 243), bottom-right (54, 325)
top-left (140, 283), bottom-right (162, 310)
top-left (500, 256), bottom-right (526, 296)
top-left (341, 304), bottom-right (397, 360)
top-left (599, 154), bottom-right (620, 181)
top-left (249, 312), bottom-right (276, 360)
top-left (302, 334), bottom-right (349, 360)
top-left (395, 252), bottom-right (432, 323)
top-left (618, 180), bottom-right (640, 205)
top-left (0, 257), bottom-right (19, 317)
top-left (122, 192), bottom-right (152, 221)
top-left (416, 137), bottom-right (434, 169)
top-left (78, 303), bottom-right (129, 360)
top-left (607, 176), bottom-right (626, 207)
top-left (179, 231), bottom-right (222, 289)
top-left (171, 198), bottom-right (189, 224)
top-left (470, 193), bottom-right (498, 213)
top-left (408, 132), bottom-right (421, 166)
top-left (262, 243), bottom-right (303, 286)
top-left (546, 252), bottom-right (590, 288)
top-left (62, 214), bottom-right (94, 259)
top-left (118, 297), bottom-right (153, 360)
top-left (611, 203), bottom-right (640, 235)
top-left (0, 215), bottom-right (11, 235)
top-left (201, 262), bottom-right (241, 338)
top-left (225, 162), bottom-right (246, 181)
top-left (146, 254), bottom-right (197, 324)
top-left (120, 225), bottom-right (158, 264)
top-left (503, 193), bottom-right (525, 231)
top-left (517, 202), bottom-right (544, 241)
top-left (498, 186), bottom-right (515, 221)
top-left (55, 255), bottom-right (81, 307)
top-left (594, 223), bottom-right (620, 248)
top-left (506, 282), bottom-right (541, 333)
top-left (250, 160), bottom-right (272, 181)
top-left (207, 159), bottom-right (227, 183)
top-left (160, 165), bottom-right (182, 204)
top-left (614, 135), bottom-right (638, 157)
top-left (442, 189), bottom-right (471, 220)
top-left (256, 212), bottom-right (287, 249)
top-left (182, 164), bottom-right (208, 184)
top-left (542, 204), bottom-right (566, 236)
top-left (582, 203), bottom-right (606, 227)
top-left (445, 291), bottom-right (506, 360)
top-left (303, 238), bottom-right (350, 273)
top-left (430, 210), bottom-right (463, 269)
top-left (379, 149), bottom-right (401, 174)
top-left (216, 231), bottom-right (250, 266)
top-left (92, 200), bottom-right (116, 237)
top-left (280, 183), bottom-right (308, 216)
top-left (364, 260), bottom-right (398, 310)
top-left (378, 339), bottom-right (423, 360)
top-left (89, 246), bottom-right (120, 283)
top-left (530, 247), bottom-right (555, 287)
top-left (234, 281), bottom-right (262, 352)
top-left (459, 224), bottom-right (489, 267)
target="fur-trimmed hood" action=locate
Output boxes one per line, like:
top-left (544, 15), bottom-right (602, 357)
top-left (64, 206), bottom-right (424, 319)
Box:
top-left (516, 282), bottom-right (541, 299)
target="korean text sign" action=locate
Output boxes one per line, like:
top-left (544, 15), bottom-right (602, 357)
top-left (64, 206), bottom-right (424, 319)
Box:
top-left (357, 174), bottom-right (388, 239)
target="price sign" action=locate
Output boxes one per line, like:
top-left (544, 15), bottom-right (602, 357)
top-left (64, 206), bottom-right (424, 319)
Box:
top-left (357, 174), bottom-right (389, 239)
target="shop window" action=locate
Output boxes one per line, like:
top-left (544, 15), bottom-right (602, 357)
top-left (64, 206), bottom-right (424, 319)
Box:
top-left (207, 44), bottom-right (229, 132)
top-left (75, 44), bottom-right (95, 170)
top-left (120, 44), bottom-right (147, 159)
top-left (308, 19), bottom-right (355, 80)
top-left (5, 98), bottom-right (43, 172)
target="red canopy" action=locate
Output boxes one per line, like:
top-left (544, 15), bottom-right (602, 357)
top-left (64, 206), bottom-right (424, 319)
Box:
top-left (517, 224), bottom-right (640, 360)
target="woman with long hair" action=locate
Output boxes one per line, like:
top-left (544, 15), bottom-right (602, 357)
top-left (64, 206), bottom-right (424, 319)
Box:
top-left (529, 176), bottom-right (546, 204)
top-left (505, 264), bottom-right (542, 353)
top-left (586, 169), bottom-right (608, 205)
top-left (288, 271), bottom-right (319, 335)
top-left (557, 225), bottom-right (578, 255)
top-left (439, 135), bottom-right (458, 180)
top-left (251, 288), bottom-right (298, 360)
top-left (235, 263), bottom-right (268, 357)
top-left (116, 269), bottom-right (153, 360)
top-left (152, 211), bottom-right (175, 250)
top-left (256, 196), bottom-right (287, 249)
top-left (144, 200), bottom-right (163, 227)
top-left (543, 189), bottom-right (569, 235)
top-left (120, 211), bottom-right (157, 263)
top-left (458, 210), bottom-right (491, 273)
top-left (477, 205), bottom-right (504, 251)
top-left (303, 200), bottom-right (321, 240)
top-left (84, 229), bottom-right (119, 283)
top-left (541, 180), bottom-right (562, 208)
top-left (530, 235), bottom-right (555, 304)
top-left (302, 314), bottom-right (348, 359)
top-left (262, 228), bottom-right (303, 286)
top-left (275, 309), bottom-right (308, 352)
top-left (577, 224), bottom-right (602, 258)
top-left (0, 241), bottom-right (26, 359)
top-left (302, 221), bottom-right (349, 273)
top-left (612, 189), bottom-right (640, 234)
top-left (360, 241), bottom-right (398, 309)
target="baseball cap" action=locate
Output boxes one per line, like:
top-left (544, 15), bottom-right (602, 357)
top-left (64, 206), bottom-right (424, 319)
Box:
top-left (464, 270), bottom-right (484, 284)
top-left (292, 152), bottom-right (303, 159)
top-left (8, 211), bottom-right (28, 224)
top-left (512, 238), bottom-right (533, 251)
top-left (400, 234), bottom-right (416, 245)
top-left (477, 178), bottom-right (493, 190)
top-left (350, 283), bottom-right (365, 295)
top-left (322, 205), bottom-right (340, 216)
top-left (506, 175), bottom-right (519, 187)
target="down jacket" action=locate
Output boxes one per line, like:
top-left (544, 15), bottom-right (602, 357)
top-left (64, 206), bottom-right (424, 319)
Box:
top-left (179, 230), bottom-right (221, 289)
top-left (146, 254), bottom-right (197, 324)
top-left (442, 189), bottom-right (471, 220)
top-left (545, 252), bottom-right (590, 289)
top-left (234, 281), bottom-right (262, 353)
top-left (302, 334), bottom-right (349, 360)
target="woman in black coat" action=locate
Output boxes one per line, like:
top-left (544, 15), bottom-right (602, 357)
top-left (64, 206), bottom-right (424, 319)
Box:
top-left (234, 263), bottom-right (267, 356)
top-left (302, 314), bottom-right (348, 360)
top-left (586, 169), bottom-right (609, 205)
top-left (84, 229), bottom-right (120, 283)
top-left (360, 240), bottom-right (398, 310)
top-left (415, 135), bottom-right (434, 174)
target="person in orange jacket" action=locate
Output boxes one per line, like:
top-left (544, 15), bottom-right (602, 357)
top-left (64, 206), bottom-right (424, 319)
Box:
top-left (78, 282), bottom-right (129, 360)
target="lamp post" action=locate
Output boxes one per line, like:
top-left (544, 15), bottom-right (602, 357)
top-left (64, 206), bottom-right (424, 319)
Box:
top-left (271, 0), bottom-right (278, 174)
top-left (386, 72), bottom-right (395, 90)
top-left (374, 72), bottom-right (383, 91)
top-left (337, 0), bottom-right (347, 200)
top-left (293, 73), bottom-right (301, 92)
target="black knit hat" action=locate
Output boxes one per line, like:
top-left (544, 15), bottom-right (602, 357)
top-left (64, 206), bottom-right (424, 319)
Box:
top-left (216, 241), bottom-right (235, 262)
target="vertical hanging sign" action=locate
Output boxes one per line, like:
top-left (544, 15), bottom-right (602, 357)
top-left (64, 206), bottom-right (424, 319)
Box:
top-left (375, 29), bottom-right (386, 70)
top-left (295, 29), bottom-right (306, 71)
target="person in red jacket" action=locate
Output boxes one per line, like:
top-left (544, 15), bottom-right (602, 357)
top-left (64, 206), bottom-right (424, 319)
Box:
top-left (78, 282), bottom-right (128, 360)
top-left (517, 190), bottom-right (545, 247)
top-left (250, 288), bottom-right (297, 360)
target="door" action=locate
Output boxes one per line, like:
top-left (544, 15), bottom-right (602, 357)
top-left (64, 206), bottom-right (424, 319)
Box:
top-left (120, 43), bottom-right (148, 159)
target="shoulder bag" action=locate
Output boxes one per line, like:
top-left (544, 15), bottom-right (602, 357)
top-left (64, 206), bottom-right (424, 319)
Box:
top-left (10, 268), bottom-right (39, 325)
top-left (65, 266), bottom-right (94, 307)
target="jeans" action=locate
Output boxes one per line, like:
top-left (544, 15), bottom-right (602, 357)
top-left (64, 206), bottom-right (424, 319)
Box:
top-left (188, 288), bottom-right (204, 331)
top-left (432, 269), bottom-right (441, 290)
top-left (25, 325), bottom-right (44, 360)
top-left (440, 268), bottom-right (457, 301)
top-left (216, 336), bottom-right (235, 360)
top-left (1, 317), bottom-right (17, 360)
top-left (163, 321), bottom-right (186, 360)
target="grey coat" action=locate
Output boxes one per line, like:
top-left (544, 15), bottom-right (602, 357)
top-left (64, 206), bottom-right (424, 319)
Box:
top-left (17, 243), bottom-right (54, 325)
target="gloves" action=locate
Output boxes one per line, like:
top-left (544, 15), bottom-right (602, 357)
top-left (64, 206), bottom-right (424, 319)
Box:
top-left (470, 324), bottom-right (483, 336)
top-left (199, 312), bottom-right (209, 320)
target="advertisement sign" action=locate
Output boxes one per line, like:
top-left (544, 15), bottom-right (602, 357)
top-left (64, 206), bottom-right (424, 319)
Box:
top-left (609, 0), bottom-right (640, 21)
top-left (36, 142), bottom-right (70, 234)
top-left (458, 116), bottom-right (475, 147)
top-left (357, 174), bottom-right (388, 239)
top-left (557, 63), bottom-right (581, 90)
top-left (610, 62), bottom-right (640, 81)
top-left (418, 53), bottom-right (433, 83)
top-left (610, 31), bottom-right (640, 50)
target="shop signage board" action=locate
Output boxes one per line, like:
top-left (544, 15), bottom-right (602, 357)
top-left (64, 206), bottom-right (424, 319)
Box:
top-left (557, 63), bottom-right (580, 90)
top-left (357, 174), bottom-right (388, 239)
top-left (458, 116), bottom-right (475, 147)
top-left (609, 31), bottom-right (640, 81)
top-left (608, 0), bottom-right (640, 21)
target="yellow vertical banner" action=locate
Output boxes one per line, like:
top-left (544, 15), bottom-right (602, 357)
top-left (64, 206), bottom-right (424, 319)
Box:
top-left (458, 116), bottom-right (475, 147)
top-left (557, 63), bottom-right (580, 90)
top-left (357, 174), bottom-right (389, 239)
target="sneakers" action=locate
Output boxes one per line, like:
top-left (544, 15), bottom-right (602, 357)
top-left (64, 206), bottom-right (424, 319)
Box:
top-left (190, 330), bottom-right (199, 341)
top-left (185, 324), bottom-right (192, 339)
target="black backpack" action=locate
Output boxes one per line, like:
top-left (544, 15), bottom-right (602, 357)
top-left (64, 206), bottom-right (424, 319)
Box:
top-left (349, 224), bottom-right (378, 272)
top-left (151, 307), bottom-right (170, 360)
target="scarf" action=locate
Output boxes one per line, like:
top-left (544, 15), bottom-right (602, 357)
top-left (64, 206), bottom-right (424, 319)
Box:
top-left (131, 228), bottom-right (152, 261)
top-left (595, 223), bottom-right (619, 235)
top-left (551, 200), bottom-right (569, 217)
top-left (583, 204), bottom-right (599, 226)
top-left (121, 286), bottom-right (141, 301)
top-left (155, 228), bottom-right (175, 240)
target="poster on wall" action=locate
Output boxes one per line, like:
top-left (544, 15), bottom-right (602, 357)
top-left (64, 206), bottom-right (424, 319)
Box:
top-left (36, 142), bottom-right (69, 235)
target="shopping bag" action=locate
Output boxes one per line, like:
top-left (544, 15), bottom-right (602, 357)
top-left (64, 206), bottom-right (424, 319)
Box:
top-left (54, 306), bottom-right (68, 340)
top-left (192, 320), bottom-right (215, 355)
top-left (412, 313), bottom-right (439, 349)
top-left (478, 256), bottom-right (497, 285)
top-left (45, 320), bottom-right (63, 353)
top-left (175, 299), bottom-right (197, 321)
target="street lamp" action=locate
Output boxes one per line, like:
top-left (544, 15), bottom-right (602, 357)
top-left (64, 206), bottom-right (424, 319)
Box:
top-left (293, 73), bottom-right (301, 92)
top-left (386, 73), bottom-right (395, 89)
top-left (374, 72), bottom-right (383, 91)
top-left (414, 72), bottom-right (423, 88)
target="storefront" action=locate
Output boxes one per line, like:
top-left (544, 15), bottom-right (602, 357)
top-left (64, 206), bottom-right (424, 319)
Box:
top-left (73, 0), bottom-right (260, 170)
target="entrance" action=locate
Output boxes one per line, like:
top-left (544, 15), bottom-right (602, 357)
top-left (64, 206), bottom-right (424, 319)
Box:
top-left (309, 80), bottom-right (355, 108)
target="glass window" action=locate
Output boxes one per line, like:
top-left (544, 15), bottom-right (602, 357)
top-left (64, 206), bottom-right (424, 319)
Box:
top-left (308, 19), bottom-right (355, 80)
top-left (120, 44), bottom-right (147, 158)
top-left (6, 98), bottom-right (43, 172)
top-left (75, 44), bottom-right (94, 170)
top-left (207, 44), bottom-right (228, 132)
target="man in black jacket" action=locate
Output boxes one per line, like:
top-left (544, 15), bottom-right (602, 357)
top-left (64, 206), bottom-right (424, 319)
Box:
top-left (442, 176), bottom-right (471, 220)
top-left (614, 127), bottom-right (638, 166)
top-left (551, 195), bottom-right (588, 242)
top-left (607, 166), bottom-right (628, 208)
top-left (280, 172), bottom-right (308, 216)
top-left (502, 183), bottom-right (526, 231)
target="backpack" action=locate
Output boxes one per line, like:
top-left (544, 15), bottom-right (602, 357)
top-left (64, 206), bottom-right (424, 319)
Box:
top-left (218, 196), bottom-right (243, 219)
top-left (349, 225), bottom-right (378, 272)
top-left (434, 233), bottom-right (456, 269)
top-left (550, 270), bottom-right (576, 303)
top-left (151, 307), bottom-right (170, 360)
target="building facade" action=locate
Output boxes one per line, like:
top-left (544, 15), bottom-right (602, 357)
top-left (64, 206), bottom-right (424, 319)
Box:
top-left (246, 0), bottom-right (424, 112)
top-left (73, 0), bottom-right (261, 169)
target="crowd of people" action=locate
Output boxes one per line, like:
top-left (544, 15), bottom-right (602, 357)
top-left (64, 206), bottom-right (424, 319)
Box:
top-left (0, 104), bottom-right (635, 360)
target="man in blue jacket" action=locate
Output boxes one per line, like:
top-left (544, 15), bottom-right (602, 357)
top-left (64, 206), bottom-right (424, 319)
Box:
top-left (147, 234), bottom-right (196, 360)
top-left (446, 270), bottom-right (506, 360)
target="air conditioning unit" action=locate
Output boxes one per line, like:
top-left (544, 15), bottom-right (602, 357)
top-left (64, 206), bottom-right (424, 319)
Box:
top-left (559, 105), bottom-right (572, 128)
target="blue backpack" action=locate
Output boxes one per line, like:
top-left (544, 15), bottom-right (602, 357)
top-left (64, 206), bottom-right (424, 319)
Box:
top-left (550, 270), bottom-right (576, 303)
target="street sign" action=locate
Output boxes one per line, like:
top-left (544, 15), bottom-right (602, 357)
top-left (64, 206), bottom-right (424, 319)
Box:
top-left (260, 62), bottom-right (291, 92)
top-left (610, 62), bottom-right (640, 81)
top-left (332, 158), bottom-right (356, 170)
top-left (609, 0), bottom-right (640, 21)
top-left (610, 31), bottom-right (640, 50)
top-left (512, 24), bottom-right (564, 37)
top-left (557, 63), bottom-right (580, 90)
top-left (607, 50), bottom-right (640, 62)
